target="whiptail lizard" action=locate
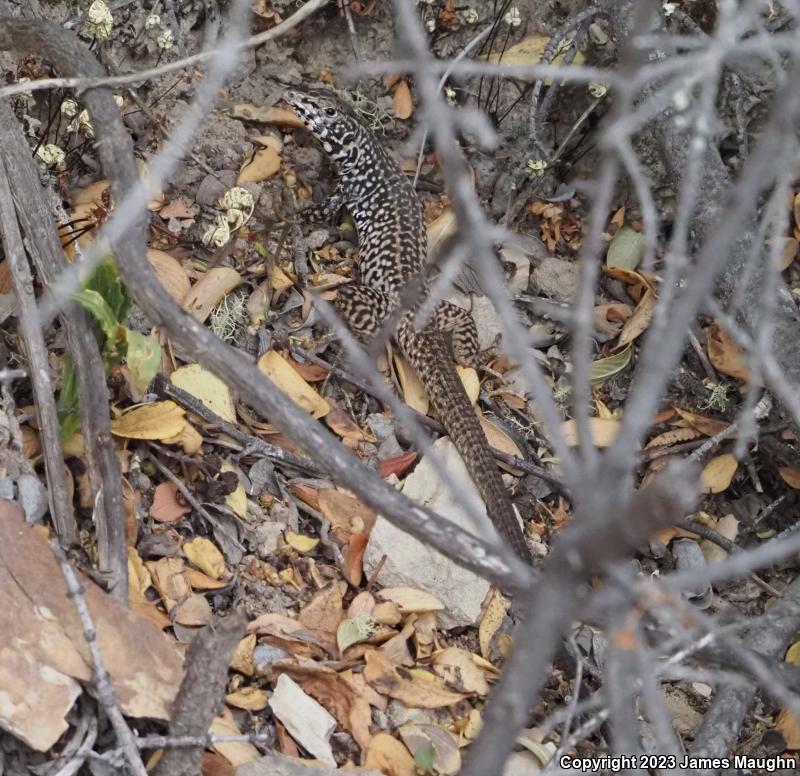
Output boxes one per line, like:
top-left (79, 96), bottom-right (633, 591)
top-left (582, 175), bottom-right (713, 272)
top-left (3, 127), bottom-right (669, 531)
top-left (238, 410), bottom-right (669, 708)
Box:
top-left (285, 87), bottom-right (530, 562)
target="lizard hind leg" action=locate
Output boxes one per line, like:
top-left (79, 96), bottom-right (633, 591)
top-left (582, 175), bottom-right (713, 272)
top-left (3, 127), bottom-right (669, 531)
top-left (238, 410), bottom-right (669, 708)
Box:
top-left (435, 300), bottom-right (480, 367)
top-left (334, 283), bottom-right (394, 347)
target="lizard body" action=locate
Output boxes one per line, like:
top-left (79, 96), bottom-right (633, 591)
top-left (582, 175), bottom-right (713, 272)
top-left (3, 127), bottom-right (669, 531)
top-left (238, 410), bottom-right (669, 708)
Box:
top-left (286, 87), bottom-right (530, 561)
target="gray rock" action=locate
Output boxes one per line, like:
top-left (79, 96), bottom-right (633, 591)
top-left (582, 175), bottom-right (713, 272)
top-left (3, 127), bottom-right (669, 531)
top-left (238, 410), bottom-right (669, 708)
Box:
top-left (364, 437), bottom-right (504, 628)
top-left (17, 474), bottom-right (48, 523)
top-left (530, 256), bottom-right (579, 303)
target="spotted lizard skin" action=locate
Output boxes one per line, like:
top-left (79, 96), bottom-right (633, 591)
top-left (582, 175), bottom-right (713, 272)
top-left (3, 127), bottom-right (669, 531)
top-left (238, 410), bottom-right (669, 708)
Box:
top-left (286, 87), bottom-right (530, 561)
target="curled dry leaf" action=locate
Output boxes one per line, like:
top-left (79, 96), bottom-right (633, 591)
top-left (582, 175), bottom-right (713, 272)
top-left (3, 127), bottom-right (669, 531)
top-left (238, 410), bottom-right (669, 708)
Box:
top-left (183, 267), bottom-right (243, 323)
top-left (210, 709), bottom-right (261, 766)
top-left (298, 583), bottom-right (344, 635)
top-left (616, 287), bottom-right (656, 349)
top-left (457, 366), bottom-right (480, 404)
top-left (700, 453), bottom-right (738, 494)
top-left (231, 103), bottom-right (304, 128)
top-left (399, 723), bottom-right (461, 776)
top-left (285, 531), bottom-right (320, 553)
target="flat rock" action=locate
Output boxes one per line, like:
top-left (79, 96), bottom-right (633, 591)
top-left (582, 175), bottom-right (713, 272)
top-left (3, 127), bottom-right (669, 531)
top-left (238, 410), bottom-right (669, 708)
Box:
top-left (364, 437), bottom-right (499, 628)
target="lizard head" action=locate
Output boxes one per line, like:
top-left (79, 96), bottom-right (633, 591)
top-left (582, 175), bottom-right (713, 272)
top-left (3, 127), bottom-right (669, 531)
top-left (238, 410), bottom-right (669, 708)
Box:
top-left (284, 87), bottom-right (364, 166)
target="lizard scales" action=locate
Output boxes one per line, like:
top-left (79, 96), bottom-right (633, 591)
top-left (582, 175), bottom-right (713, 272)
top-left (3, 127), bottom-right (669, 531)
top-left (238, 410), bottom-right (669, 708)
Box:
top-left (286, 87), bottom-right (530, 562)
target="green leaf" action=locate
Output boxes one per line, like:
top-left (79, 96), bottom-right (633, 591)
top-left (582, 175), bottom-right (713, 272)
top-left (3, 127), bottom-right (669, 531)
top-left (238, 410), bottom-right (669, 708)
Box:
top-left (607, 225), bottom-right (645, 270)
top-left (124, 329), bottom-right (162, 394)
top-left (57, 356), bottom-right (81, 439)
top-left (74, 288), bottom-right (119, 341)
top-left (89, 259), bottom-right (132, 323)
top-left (590, 344), bottom-right (632, 386)
top-left (413, 744), bottom-right (436, 773)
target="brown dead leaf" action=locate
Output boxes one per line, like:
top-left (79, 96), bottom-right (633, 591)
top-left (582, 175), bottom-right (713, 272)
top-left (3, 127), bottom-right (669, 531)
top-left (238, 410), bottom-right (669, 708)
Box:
top-left (226, 687), bottom-right (269, 711)
top-left (379, 451), bottom-right (418, 479)
top-left (393, 81), bottom-right (413, 119)
top-left (593, 302), bottom-right (632, 337)
top-left (645, 427), bottom-right (702, 449)
top-left (673, 407), bottom-right (732, 437)
top-left (287, 356), bottom-right (329, 382)
top-left (258, 350), bottom-right (330, 419)
top-left (274, 657), bottom-right (372, 749)
top-left (297, 583), bottom-right (344, 635)
top-left (561, 417), bottom-right (620, 447)
top-left (230, 103), bottom-right (303, 128)
top-left (779, 467), bottom-right (800, 489)
top-left (394, 354), bottom-right (429, 415)
top-left (150, 481), bottom-right (190, 523)
top-left (616, 287), bottom-right (656, 349)
top-left (325, 405), bottom-right (368, 446)
top-left (318, 489), bottom-right (377, 542)
top-left (0, 503), bottom-right (182, 751)
top-left (159, 197), bottom-right (197, 220)
top-left (706, 321), bottom-right (753, 383)
top-left (364, 649), bottom-right (466, 708)
top-left (111, 401), bottom-right (187, 441)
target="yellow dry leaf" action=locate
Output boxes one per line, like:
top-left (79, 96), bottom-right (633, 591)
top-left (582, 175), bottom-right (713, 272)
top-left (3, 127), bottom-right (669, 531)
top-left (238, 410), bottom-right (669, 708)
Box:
top-left (237, 147), bottom-right (281, 184)
top-left (220, 461), bottom-right (248, 520)
top-left (561, 417), bottom-right (619, 447)
top-left (393, 354), bottom-right (429, 415)
top-left (127, 547), bottom-right (152, 599)
top-left (147, 249), bottom-right (190, 303)
top-left (225, 687), bottom-right (269, 711)
top-left (378, 586), bottom-right (444, 613)
top-left (72, 179), bottom-right (110, 206)
top-left (183, 267), bottom-right (242, 323)
top-left (257, 350), bottom-right (330, 418)
top-left (183, 536), bottom-right (225, 580)
top-left (161, 422), bottom-right (203, 454)
top-left (285, 531), bottom-right (320, 553)
top-left (110, 401), bottom-right (187, 440)
top-left (170, 363), bottom-right (236, 423)
top-left (364, 733), bottom-right (417, 776)
top-left (393, 80), bottom-right (414, 119)
top-left (483, 33), bottom-right (585, 83)
top-left (478, 587), bottom-right (509, 659)
top-left (433, 647), bottom-right (490, 695)
top-left (185, 567), bottom-right (228, 590)
top-left (700, 453), bottom-right (738, 494)
top-left (457, 365), bottom-right (480, 404)
top-left (210, 710), bottom-right (261, 766)
top-left (427, 209), bottom-right (456, 257)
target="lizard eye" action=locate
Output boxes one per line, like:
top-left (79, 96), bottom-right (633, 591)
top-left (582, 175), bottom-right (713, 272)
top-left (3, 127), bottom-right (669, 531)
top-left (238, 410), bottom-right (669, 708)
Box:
top-left (325, 107), bottom-right (336, 117)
